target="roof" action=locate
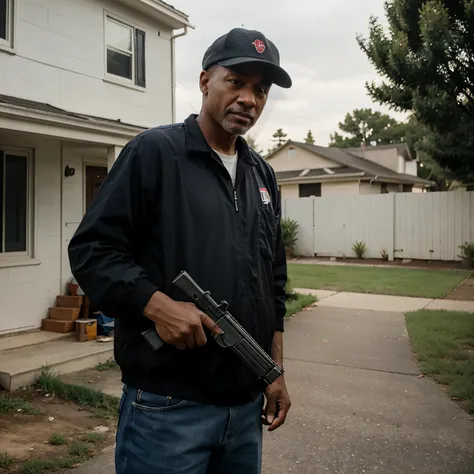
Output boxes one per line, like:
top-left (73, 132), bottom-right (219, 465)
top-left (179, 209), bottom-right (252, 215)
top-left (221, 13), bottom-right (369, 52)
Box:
top-left (152, 0), bottom-right (189, 19)
top-left (346, 142), bottom-right (413, 160)
top-left (269, 141), bottom-right (434, 187)
top-left (0, 94), bottom-right (148, 130)
top-left (276, 167), bottom-right (364, 181)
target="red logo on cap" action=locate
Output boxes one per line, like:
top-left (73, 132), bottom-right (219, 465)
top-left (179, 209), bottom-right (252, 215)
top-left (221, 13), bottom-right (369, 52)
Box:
top-left (252, 39), bottom-right (266, 54)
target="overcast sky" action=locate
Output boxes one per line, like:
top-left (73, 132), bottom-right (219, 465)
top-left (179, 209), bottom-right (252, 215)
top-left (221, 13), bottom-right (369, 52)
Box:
top-left (171, 0), bottom-right (406, 151)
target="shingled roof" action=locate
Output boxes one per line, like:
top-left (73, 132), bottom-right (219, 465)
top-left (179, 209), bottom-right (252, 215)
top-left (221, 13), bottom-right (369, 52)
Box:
top-left (269, 141), bottom-right (434, 187)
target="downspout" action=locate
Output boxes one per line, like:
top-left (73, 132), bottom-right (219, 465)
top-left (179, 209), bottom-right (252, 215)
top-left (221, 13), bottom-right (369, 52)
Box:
top-left (171, 26), bottom-right (188, 123)
top-left (369, 175), bottom-right (379, 186)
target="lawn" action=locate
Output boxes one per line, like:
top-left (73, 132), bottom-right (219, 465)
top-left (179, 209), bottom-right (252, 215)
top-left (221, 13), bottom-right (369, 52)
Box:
top-left (285, 293), bottom-right (317, 317)
top-left (405, 310), bottom-right (474, 413)
top-left (288, 263), bottom-right (471, 299)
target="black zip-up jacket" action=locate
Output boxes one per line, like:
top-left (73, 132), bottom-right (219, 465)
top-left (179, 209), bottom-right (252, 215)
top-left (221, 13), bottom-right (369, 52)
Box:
top-left (68, 114), bottom-right (287, 406)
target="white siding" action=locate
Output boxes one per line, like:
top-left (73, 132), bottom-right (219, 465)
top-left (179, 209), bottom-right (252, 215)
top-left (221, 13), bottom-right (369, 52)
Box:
top-left (350, 147), bottom-right (399, 173)
top-left (322, 181), bottom-right (359, 196)
top-left (0, 132), bottom-right (61, 334)
top-left (0, 0), bottom-right (174, 127)
top-left (280, 184), bottom-right (299, 200)
top-left (405, 160), bottom-right (418, 176)
top-left (359, 182), bottom-right (381, 194)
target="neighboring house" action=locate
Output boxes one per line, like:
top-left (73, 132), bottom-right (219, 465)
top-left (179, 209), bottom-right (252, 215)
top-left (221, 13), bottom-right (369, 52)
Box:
top-left (265, 141), bottom-right (434, 200)
top-left (0, 0), bottom-right (191, 334)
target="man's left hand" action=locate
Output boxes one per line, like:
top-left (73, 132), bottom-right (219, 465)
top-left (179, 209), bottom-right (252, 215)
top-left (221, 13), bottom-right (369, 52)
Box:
top-left (262, 377), bottom-right (291, 432)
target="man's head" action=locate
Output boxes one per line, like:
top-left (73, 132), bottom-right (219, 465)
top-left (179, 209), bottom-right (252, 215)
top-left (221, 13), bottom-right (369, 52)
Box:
top-left (199, 28), bottom-right (292, 136)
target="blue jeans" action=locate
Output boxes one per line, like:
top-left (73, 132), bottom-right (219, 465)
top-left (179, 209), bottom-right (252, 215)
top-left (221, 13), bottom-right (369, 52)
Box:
top-left (115, 385), bottom-right (264, 474)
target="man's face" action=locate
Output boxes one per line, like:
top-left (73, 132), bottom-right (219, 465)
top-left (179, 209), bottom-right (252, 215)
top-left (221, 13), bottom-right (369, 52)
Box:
top-left (200, 64), bottom-right (272, 135)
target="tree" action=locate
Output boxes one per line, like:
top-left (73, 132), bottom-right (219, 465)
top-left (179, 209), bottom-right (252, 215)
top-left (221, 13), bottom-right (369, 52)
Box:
top-left (356, 0), bottom-right (474, 182)
top-left (272, 128), bottom-right (288, 147)
top-left (329, 108), bottom-right (408, 148)
top-left (305, 130), bottom-right (315, 144)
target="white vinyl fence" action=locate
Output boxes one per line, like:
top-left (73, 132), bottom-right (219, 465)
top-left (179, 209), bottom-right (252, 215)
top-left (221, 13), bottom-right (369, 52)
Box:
top-left (281, 191), bottom-right (474, 261)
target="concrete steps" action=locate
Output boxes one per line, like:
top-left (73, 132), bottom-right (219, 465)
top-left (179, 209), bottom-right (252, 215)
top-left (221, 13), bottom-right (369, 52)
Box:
top-left (0, 332), bottom-right (114, 391)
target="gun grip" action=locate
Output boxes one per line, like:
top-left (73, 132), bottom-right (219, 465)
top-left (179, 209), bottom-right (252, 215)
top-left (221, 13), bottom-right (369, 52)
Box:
top-left (142, 328), bottom-right (165, 351)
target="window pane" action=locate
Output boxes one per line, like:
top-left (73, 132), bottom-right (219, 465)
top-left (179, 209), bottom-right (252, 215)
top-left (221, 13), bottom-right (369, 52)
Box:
top-left (107, 49), bottom-right (132, 79)
top-left (0, 151), bottom-right (3, 252)
top-left (5, 155), bottom-right (27, 253)
top-left (0, 0), bottom-right (7, 40)
top-left (299, 183), bottom-right (321, 198)
top-left (107, 19), bottom-right (132, 52)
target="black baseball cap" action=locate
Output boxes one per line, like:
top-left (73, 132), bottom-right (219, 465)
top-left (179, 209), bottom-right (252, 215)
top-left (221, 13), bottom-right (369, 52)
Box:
top-left (202, 28), bottom-right (292, 89)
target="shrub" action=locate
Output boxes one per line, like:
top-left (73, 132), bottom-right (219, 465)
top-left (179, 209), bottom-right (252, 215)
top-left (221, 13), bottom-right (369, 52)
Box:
top-left (49, 432), bottom-right (66, 446)
top-left (281, 218), bottom-right (299, 254)
top-left (352, 241), bottom-right (367, 259)
top-left (458, 242), bottom-right (474, 268)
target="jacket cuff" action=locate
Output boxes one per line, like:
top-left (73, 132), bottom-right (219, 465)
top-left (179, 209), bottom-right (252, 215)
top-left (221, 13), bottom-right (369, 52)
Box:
top-left (129, 280), bottom-right (160, 317)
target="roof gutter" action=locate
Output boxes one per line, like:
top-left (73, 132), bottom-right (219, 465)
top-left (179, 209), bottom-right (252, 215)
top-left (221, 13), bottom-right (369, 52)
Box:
top-left (278, 172), bottom-right (365, 183)
top-left (171, 26), bottom-right (189, 123)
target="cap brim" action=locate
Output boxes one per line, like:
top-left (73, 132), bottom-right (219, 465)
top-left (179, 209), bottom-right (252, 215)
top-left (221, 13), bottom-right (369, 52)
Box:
top-left (218, 57), bottom-right (292, 89)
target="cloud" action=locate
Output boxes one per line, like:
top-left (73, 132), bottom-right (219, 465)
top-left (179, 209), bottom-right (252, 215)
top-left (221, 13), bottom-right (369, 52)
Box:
top-left (172, 0), bottom-right (404, 149)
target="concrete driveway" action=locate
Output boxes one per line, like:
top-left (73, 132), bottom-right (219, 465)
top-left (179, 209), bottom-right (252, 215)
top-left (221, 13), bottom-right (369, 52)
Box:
top-left (65, 307), bottom-right (474, 474)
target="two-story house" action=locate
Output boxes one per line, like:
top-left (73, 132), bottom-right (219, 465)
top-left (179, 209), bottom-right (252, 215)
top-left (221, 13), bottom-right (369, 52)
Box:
top-left (0, 0), bottom-right (191, 334)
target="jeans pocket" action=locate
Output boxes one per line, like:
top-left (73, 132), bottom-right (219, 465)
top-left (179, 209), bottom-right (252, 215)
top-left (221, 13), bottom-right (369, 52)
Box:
top-left (132, 389), bottom-right (187, 413)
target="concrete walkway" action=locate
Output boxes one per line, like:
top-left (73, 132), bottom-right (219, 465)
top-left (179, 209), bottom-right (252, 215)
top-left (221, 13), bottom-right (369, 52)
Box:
top-left (295, 288), bottom-right (474, 313)
top-left (61, 306), bottom-right (474, 474)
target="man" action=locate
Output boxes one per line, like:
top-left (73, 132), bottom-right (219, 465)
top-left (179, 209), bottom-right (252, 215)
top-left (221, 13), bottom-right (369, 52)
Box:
top-left (68, 27), bottom-right (292, 474)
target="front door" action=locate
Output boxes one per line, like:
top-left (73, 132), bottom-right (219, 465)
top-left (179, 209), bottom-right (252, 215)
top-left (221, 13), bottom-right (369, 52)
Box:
top-left (85, 166), bottom-right (107, 209)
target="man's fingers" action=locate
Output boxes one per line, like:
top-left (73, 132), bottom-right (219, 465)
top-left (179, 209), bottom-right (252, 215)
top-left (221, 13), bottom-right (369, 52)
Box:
top-left (268, 405), bottom-right (289, 432)
top-left (264, 397), bottom-right (277, 425)
top-left (201, 314), bottom-right (224, 336)
top-left (194, 323), bottom-right (208, 346)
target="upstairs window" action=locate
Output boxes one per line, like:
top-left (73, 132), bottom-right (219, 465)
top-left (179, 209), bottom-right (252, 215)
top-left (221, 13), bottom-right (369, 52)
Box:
top-left (105, 15), bottom-right (146, 88)
top-left (0, 0), bottom-right (14, 49)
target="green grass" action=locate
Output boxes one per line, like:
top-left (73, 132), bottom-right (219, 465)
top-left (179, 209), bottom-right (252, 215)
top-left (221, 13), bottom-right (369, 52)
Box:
top-left (0, 452), bottom-right (13, 469)
top-left (21, 457), bottom-right (83, 474)
top-left (0, 394), bottom-right (41, 415)
top-left (68, 442), bottom-right (89, 458)
top-left (288, 263), bottom-right (471, 298)
top-left (95, 359), bottom-right (119, 372)
top-left (286, 293), bottom-right (317, 317)
top-left (406, 310), bottom-right (474, 413)
top-left (37, 368), bottom-right (119, 419)
top-left (85, 432), bottom-right (105, 444)
top-left (48, 432), bottom-right (66, 446)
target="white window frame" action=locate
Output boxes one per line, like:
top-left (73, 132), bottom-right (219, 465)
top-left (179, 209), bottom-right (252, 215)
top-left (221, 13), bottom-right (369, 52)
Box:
top-left (0, 146), bottom-right (34, 261)
top-left (103, 11), bottom-right (145, 91)
top-left (0, 0), bottom-right (16, 53)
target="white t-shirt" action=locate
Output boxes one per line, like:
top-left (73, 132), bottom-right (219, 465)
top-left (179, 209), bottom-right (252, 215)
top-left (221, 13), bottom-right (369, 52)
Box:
top-left (213, 149), bottom-right (238, 186)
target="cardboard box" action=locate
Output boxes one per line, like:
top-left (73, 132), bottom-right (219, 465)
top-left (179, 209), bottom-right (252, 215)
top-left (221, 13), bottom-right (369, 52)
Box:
top-left (56, 295), bottom-right (83, 308)
top-left (42, 318), bottom-right (75, 333)
top-left (75, 319), bottom-right (97, 342)
top-left (49, 307), bottom-right (80, 321)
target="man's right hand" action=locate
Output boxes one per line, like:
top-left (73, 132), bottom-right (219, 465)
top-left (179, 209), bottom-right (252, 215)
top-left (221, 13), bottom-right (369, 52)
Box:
top-left (143, 291), bottom-right (223, 350)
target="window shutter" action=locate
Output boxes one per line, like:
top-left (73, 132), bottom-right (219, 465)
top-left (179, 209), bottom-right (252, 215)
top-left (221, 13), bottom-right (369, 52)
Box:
top-left (135, 29), bottom-right (146, 87)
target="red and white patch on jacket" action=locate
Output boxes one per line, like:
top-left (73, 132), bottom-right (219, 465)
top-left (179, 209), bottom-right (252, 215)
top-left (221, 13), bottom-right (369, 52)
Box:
top-left (260, 187), bottom-right (271, 205)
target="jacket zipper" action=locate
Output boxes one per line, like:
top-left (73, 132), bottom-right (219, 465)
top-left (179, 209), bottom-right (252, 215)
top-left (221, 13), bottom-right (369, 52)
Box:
top-left (233, 189), bottom-right (239, 212)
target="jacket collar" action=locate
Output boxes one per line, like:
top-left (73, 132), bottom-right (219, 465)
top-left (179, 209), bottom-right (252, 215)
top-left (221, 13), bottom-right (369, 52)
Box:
top-left (184, 114), bottom-right (256, 165)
